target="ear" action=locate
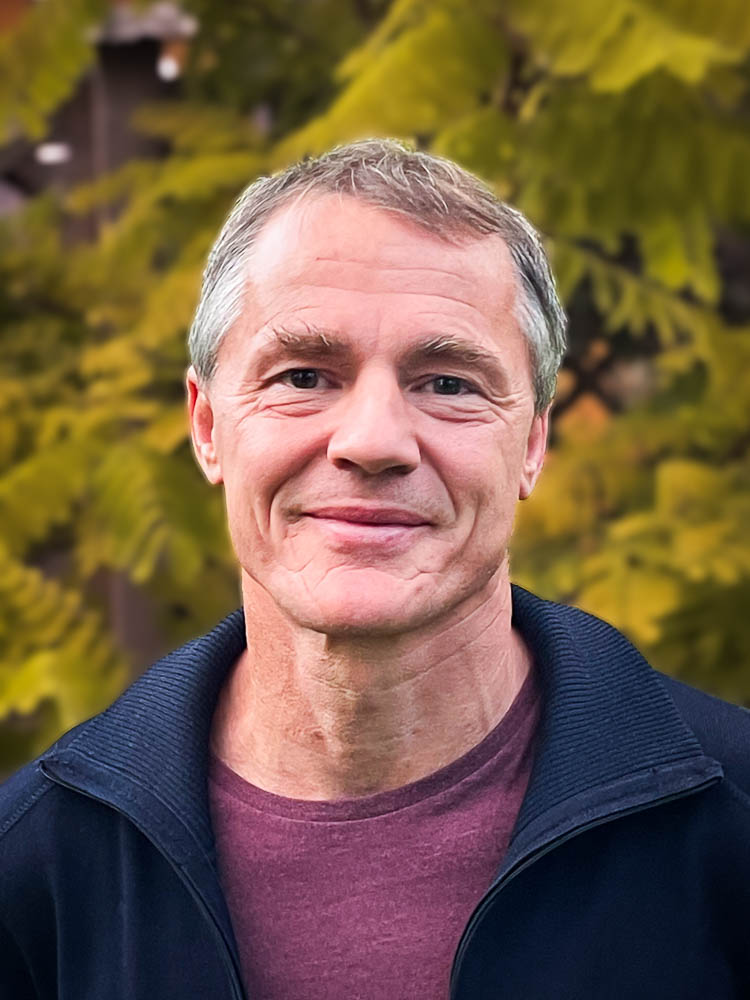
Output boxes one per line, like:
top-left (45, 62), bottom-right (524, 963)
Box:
top-left (186, 366), bottom-right (223, 485)
top-left (519, 407), bottom-right (549, 500)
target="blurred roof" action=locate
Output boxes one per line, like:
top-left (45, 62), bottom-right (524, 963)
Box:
top-left (90, 1), bottom-right (198, 44)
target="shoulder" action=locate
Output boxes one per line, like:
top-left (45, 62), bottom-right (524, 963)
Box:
top-left (0, 756), bottom-right (60, 933)
top-left (0, 726), bottom-right (128, 949)
top-left (512, 587), bottom-right (750, 798)
top-left (0, 719), bottom-right (90, 852)
top-left (656, 672), bottom-right (750, 798)
top-left (1, 758), bottom-right (55, 845)
top-left (564, 599), bottom-right (750, 795)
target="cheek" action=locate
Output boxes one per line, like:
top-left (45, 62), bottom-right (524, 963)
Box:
top-left (215, 426), bottom-right (270, 544)
top-left (439, 430), bottom-right (518, 505)
top-left (442, 434), bottom-right (527, 546)
top-left (218, 419), bottom-right (318, 542)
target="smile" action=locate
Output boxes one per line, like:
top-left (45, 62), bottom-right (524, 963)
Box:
top-left (303, 509), bottom-right (430, 551)
top-left (304, 506), bottom-right (430, 526)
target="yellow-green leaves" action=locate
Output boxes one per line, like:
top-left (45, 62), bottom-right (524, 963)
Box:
top-left (0, 544), bottom-right (127, 755)
top-left (2, 0), bottom-right (750, 775)
top-left (508, 0), bottom-right (745, 91)
top-left (278, 2), bottom-right (507, 161)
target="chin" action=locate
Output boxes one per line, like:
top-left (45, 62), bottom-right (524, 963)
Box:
top-left (294, 601), bottom-right (431, 638)
top-left (280, 578), bottom-right (441, 638)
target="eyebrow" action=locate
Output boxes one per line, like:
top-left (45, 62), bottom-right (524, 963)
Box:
top-left (253, 325), bottom-right (343, 364)
top-left (252, 324), bottom-right (514, 390)
top-left (408, 335), bottom-right (511, 380)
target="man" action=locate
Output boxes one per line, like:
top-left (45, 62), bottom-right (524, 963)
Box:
top-left (1, 139), bottom-right (749, 999)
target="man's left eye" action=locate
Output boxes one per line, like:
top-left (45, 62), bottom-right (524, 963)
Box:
top-left (424, 376), bottom-right (474, 395)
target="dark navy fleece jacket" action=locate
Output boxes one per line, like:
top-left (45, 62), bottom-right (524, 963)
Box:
top-left (1, 586), bottom-right (750, 999)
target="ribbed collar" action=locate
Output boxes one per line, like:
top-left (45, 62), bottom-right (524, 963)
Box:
top-left (43, 608), bottom-right (247, 864)
top-left (41, 585), bottom-right (721, 890)
top-left (504, 589), bottom-right (721, 874)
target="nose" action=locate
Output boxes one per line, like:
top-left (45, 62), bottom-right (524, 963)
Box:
top-left (327, 369), bottom-right (420, 476)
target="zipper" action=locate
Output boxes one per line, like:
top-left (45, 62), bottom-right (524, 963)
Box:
top-left (448, 775), bottom-right (721, 998)
top-left (40, 763), bottom-right (246, 1000)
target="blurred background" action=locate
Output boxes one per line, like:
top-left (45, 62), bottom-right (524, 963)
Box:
top-left (1, 0), bottom-right (749, 777)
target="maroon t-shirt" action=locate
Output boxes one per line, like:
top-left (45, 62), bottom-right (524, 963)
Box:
top-left (208, 665), bottom-right (541, 1000)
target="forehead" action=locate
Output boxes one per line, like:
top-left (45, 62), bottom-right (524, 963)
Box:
top-left (246, 193), bottom-right (518, 316)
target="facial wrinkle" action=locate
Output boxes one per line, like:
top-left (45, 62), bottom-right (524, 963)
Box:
top-left (283, 280), bottom-right (479, 311)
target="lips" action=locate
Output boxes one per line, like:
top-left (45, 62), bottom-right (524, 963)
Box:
top-left (304, 506), bottom-right (429, 526)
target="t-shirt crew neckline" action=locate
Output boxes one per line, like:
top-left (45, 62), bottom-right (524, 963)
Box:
top-left (208, 664), bottom-right (540, 823)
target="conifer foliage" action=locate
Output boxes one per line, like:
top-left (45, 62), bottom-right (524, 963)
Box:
top-left (1, 0), bottom-right (749, 770)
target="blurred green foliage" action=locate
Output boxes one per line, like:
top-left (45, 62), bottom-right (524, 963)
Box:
top-left (1, 0), bottom-right (749, 772)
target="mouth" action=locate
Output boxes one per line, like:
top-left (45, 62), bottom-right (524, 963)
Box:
top-left (304, 506), bottom-right (430, 527)
top-left (301, 507), bottom-right (430, 551)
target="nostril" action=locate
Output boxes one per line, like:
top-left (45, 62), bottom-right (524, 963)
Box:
top-left (329, 455), bottom-right (420, 478)
top-left (327, 432), bottom-right (420, 477)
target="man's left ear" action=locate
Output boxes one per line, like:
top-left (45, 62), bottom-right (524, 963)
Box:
top-left (519, 407), bottom-right (550, 500)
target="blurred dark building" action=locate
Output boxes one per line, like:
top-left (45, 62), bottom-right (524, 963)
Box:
top-left (0, 0), bottom-right (197, 237)
top-left (0, 2), bottom-right (200, 678)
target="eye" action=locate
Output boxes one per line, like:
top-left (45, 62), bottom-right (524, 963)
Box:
top-left (278, 368), bottom-right (323, 389)
top-left (421, 375), bottom-right (476, 395)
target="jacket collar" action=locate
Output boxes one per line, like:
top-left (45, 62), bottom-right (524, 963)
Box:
top-left (41, 585), bottom-right (722, 879)
top-left (42, 608), bottom-right (246, 864)
top-left (503, 587), bottom-right (722, 877)
top-left (40, 608), bottom-right (249, 988)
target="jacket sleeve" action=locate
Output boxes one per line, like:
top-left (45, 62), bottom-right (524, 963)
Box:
top-left (0, 919), bottom-right (37, 998)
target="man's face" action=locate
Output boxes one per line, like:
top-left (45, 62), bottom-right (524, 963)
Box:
top-left (188, 194), bottom-right (548, 636)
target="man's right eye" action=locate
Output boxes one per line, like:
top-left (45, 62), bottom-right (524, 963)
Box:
top-left (279, 369), bottom-right (321, 389)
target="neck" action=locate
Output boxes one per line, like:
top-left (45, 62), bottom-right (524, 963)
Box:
top-left (210, 570), bottom-right (532, 800)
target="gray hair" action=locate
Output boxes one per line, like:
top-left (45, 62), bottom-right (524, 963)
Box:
top-left (188, 138), bottom-right (567, 413)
